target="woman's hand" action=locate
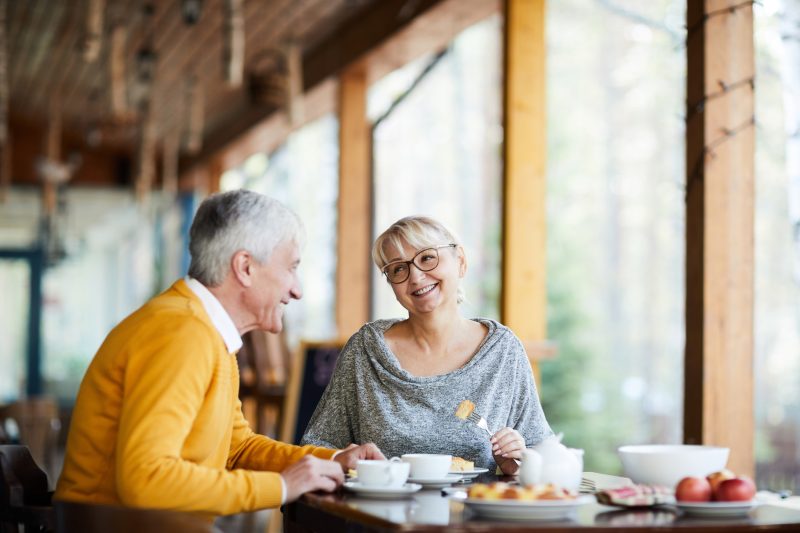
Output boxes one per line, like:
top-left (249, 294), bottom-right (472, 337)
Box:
top-left (491, 427), bottom-right (525, 475)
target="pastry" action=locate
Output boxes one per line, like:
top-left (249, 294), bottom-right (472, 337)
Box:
top-left (450, 456), bottom-right (475, 472)
top-left (454, 399), bottom-right (475, 420)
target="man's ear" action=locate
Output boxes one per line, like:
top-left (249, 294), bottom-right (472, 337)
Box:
top-left (231, 250), bottom-right (255, 287)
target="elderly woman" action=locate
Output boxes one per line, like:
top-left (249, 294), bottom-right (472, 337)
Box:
top-left (302, 216), bottom-right (553, 474)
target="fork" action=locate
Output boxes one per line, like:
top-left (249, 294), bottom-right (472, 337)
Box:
top-left (465, 410), bottom-right (493, 437)
top-left (579, 477), bottom-right (597, 493)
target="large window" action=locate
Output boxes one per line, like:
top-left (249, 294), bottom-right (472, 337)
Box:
top-left (370, 16), bottom-right (503, 321)
top-left (221, 114), bottom-right (339, 343)
top-left (42, 190), bottom-right (180, 401)
top-left (753, 0), bottom-right (800, 493)
top-left (544, 0), bottom-right (686, 474)
top-left (0, 260), bottom-right (30, 401)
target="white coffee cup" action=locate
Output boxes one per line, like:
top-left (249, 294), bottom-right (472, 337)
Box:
top-left (401, 454), bottom-right (452, 479)
top-left (356, 458), bottom-right (410, 487)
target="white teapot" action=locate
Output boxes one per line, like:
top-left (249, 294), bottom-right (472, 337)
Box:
top-left (519, 436), bottom-right (583, 491)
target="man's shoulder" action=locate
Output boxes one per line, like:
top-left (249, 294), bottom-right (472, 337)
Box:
top-left (116, 282), bottom-right (211, 336)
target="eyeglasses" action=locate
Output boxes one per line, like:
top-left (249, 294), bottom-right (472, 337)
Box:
top-left (382, 244), bottom-right (457, 284)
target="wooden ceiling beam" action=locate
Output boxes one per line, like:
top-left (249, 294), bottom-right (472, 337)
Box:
top-left (21, 1), bottom-right (65, 98)
top-left (6, 0), bottom-right (30, 52)
top-left (183, 0), bottom-right (450, 173)
top-left (9, 0), bottom-right (47, 90)
top-left (27, 4), bottom-right (83, 120)
top-left (157, 0), bottom-right (294, 144)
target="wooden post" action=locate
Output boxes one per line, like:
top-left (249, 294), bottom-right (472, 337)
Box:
top-left (501, 0), bottom-right (547, 375)
top-left (83, 0), bottom-right (105, 62)
top-left (135, 103), bottom-right (157, 203)
top-left (42, 102), bottom-right (62, 217)
top-left (162, 132), bottom-right (179, 196)
top-left (336, 64), bottom-right (371, 338)
top-left (684, 0), bottom-right (755, 477)
top-left (110, 25), bottom-right (128, 120)
top-left (223, 0), bottom-right (245, 87)
top-left (184, 75), bottom-right (204, 155)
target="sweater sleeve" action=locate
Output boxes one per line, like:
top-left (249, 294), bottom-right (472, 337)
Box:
top-left (115, 320), bottom-right (296, 514)
top-left (227, 397), bottom-right (337, 471)
top-left (506, 334), bottom-right (554, 447)
top-left (300, 335), bottom-right (359, 449)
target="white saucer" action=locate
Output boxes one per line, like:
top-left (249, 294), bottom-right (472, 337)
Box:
top-left (407, 474), bottom-right (463, 488)
top-left (343, 481), bottom-right (422, 499)
top-left (454, 468), bottom-right (490, 480)
top-left (676, 500), bottom-right (759, 517)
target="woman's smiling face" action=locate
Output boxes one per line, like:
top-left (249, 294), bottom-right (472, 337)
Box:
top-left (383, 239), bottom-right (464, 316)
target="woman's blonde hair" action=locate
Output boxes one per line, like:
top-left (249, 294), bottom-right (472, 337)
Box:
top-left (372, 216), bottom-right (466, 304)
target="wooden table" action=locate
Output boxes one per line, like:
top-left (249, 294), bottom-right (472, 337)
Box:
top-left (284, 476), bottom-right (800, 533)
top-left (54, 501), bottom-right (219, 533)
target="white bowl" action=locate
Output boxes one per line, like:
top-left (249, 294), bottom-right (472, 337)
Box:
top-left (617, 444), bottom-right (729, 488)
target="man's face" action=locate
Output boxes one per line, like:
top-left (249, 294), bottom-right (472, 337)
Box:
top-left (246, 239), bottom-right (303, 333)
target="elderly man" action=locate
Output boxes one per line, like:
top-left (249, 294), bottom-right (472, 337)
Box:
top-left (55, 190), bottom-right (383, 516)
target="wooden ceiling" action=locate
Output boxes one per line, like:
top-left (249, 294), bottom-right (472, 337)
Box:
top-left (5, 0), bottom-right (497, 191)
top-left (6, 0), bottom-right (382, 184)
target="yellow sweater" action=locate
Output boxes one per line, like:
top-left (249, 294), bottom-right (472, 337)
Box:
top-left (55, 280), bottom-right (336, 515)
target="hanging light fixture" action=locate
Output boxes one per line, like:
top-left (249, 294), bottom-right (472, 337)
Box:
top-left (181, 0), bottom-right (203, 25)
top-left (136, 46), bottom-right (157, 84)
top-left (133, 3), bottom-right (157, 106)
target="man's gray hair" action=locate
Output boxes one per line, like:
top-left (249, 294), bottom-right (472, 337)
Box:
top-left (188, 190), bottom-right (304, 286)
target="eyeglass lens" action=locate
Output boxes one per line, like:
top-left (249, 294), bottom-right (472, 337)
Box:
top-left (384, 248), bottom-right (440, 284)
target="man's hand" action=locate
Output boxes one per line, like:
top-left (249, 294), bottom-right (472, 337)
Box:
top-left (281, 455), bottom-right (344, 503)
top-left (332, 443), bottom-right (385, 471)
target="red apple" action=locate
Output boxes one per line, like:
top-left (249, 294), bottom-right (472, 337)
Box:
top-left (675, 476), bottom-right (712, 502)
top-left (707, 469), bottom-right (736, 498)
top-left (715, 477), bottom-right (756, 502)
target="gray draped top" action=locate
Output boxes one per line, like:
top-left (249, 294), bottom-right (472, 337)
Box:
top-left (301, 318), bottom-right (553, 469)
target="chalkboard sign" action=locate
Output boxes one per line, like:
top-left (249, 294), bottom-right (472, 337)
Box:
top-left (280, 341), bottom-right (343, 445)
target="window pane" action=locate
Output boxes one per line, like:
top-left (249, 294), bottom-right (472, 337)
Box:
top-left (754, 1), bottom-right (800, 493)
top-left (221, 114), bottom-right (339, 343)
top-left (370, 16), bottom-right (503, 320)
top-left (545, 0), bottom-right (686, 474)
top-left (42, 190), bottom-right (159, 400)
top-left (0, 260), bottom-right (30, 400)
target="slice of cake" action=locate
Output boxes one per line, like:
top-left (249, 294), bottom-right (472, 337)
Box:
top-left (455, 399), bottom-right (475, 420)
top-left (450, 456), bottom-right (475, 472)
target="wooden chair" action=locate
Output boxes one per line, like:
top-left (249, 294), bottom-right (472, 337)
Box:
top-left (0, 399), bottom-right (61, 482)
top-left (0, 445), bottom-right (54, 533)
top-left (237, 330), bottom-right (291, 438)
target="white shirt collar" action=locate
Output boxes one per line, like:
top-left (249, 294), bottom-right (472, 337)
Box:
top-left (184, 277), bottom-right (243, 354)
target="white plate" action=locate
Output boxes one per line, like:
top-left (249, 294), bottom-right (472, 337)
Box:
top-left (464, 495), bottom-right (592, 521)
top-left (344, 481), bottom-right (422, 499)
top-left (407, 474), bottom-right (463, 488)
top-left (676, 500), bottom-right (759, 517)
top-left (453, 468), bottom-right (490, 479)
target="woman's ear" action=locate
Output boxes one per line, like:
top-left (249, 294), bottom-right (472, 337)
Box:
top-left (231, 250), bottom-right (255, 287)
top-left (457, 246), bottom-right (467, 278)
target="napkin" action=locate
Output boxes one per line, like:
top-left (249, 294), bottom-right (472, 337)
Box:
top-left (582, 471), bottom-right (634, 491)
